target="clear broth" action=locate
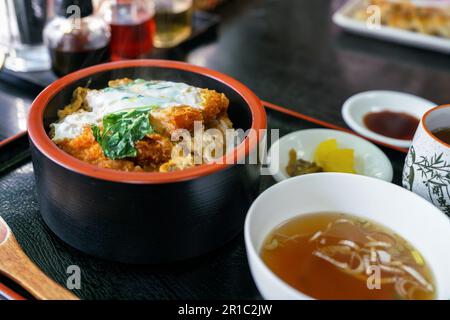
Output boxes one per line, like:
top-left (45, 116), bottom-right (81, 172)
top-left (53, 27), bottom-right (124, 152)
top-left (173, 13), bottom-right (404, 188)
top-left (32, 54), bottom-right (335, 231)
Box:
top-left (261, 212), bottom-right (436, 300)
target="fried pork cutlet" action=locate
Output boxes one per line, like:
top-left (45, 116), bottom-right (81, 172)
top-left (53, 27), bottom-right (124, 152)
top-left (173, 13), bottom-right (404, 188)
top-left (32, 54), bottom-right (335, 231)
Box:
top-left (52, 78), bottom-right (233, 172)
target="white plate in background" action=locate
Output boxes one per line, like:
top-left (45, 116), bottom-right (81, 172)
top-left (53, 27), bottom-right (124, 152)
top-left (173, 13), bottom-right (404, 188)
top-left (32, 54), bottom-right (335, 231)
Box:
top-left (333, 0), bottom-right (450, 54)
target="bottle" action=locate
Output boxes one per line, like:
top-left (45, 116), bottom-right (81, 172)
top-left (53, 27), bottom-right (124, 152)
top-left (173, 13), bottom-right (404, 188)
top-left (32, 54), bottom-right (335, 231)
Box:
top-left (44, 0), bottom-right (111, 77)
top-left (99, 0), bottom-right (156, 61)
top-left (153, 0), bottom-right (193, 49)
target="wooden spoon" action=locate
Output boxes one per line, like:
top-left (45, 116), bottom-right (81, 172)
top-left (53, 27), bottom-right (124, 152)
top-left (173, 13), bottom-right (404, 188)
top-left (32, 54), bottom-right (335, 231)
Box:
top-left (0, 216), bottom-right (79, 300)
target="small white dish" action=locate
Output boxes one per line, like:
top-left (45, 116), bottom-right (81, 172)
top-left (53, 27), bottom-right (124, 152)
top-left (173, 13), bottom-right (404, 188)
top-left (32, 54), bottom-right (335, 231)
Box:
top-left (245, 173), bottom-right (450, 300)
top-left (342, 90), bottom-right (436, 148)
top-left (267, 128), bottom-right (393, 183)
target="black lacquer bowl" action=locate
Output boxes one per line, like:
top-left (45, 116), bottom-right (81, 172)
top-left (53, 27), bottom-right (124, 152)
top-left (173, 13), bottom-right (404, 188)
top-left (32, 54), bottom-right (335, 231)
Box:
top-left (28, 60), bottom-right (266, 264)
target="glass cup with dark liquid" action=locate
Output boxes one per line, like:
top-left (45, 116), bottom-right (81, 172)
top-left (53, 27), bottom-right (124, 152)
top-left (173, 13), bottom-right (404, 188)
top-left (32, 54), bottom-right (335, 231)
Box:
top-left (99, 0), bottom-right (156, 60)
top-left (153, 0), bottom-right (193, 48)
top-left (403, 105), bottom-right (450, 215)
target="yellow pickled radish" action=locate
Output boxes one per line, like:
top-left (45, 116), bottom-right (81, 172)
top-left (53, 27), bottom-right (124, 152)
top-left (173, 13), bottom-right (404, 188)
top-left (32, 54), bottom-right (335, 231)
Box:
top-left (314, 139), bottom-right (356, 174)
top-left (322, 149), bottom-right (356, 173)
top-left (314, 139), bottom-right (337, 165)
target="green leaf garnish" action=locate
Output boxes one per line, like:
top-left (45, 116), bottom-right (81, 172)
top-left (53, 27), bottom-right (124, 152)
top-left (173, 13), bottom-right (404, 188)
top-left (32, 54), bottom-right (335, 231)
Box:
top-left (92, 106), bottom-right (156, 160)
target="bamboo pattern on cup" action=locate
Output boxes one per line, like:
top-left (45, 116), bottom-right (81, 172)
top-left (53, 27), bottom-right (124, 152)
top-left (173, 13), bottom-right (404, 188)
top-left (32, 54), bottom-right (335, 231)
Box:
top-left (404, 146), bottom-right (450, 216)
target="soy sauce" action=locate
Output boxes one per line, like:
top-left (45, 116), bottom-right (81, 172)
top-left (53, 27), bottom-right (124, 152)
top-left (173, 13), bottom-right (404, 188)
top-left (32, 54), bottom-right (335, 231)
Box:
top-left (50, 44), bottom-right (110, 77)
top-left (363, 110), bottom-right (419, 140)
top-left (432, 128), bottom-right (450, 145)
top-left (44, 0), bottom-right (111, 77)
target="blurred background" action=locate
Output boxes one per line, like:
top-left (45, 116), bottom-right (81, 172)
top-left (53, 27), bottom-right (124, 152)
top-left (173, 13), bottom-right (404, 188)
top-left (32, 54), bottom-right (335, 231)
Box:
top-left (0, 0), bottom-right (227, 75)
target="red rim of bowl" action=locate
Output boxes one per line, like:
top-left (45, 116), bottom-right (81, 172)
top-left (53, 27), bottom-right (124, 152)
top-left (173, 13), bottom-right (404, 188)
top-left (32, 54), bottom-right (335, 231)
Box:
top-left (422, 104), bottom-right (450, 149)
top-left (28, 60), bottom-right (267, 184)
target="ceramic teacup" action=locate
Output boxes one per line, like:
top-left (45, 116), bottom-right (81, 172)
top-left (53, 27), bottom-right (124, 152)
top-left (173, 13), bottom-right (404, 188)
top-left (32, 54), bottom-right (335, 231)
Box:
top-left (403, 105), bottom-right (450, 216)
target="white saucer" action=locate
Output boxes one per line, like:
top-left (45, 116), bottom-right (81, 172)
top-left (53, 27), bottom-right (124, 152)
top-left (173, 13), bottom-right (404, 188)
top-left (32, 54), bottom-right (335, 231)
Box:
top-left (342, 90), bottom-right (436, 148)
top-left (267, 129), bottom-right (393, 183)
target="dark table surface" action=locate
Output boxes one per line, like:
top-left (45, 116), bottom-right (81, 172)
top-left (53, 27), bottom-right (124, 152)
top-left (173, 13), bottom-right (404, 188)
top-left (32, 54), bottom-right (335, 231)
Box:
top-left (1, 0), bottom-right (450, 299)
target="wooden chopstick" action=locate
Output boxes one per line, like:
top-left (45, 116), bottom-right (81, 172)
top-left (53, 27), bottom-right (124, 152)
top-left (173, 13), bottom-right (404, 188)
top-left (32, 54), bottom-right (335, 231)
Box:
top-left (0, 282), bottom-right (25, 300)
top-left (262, 100), bottom-right (409, 154)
